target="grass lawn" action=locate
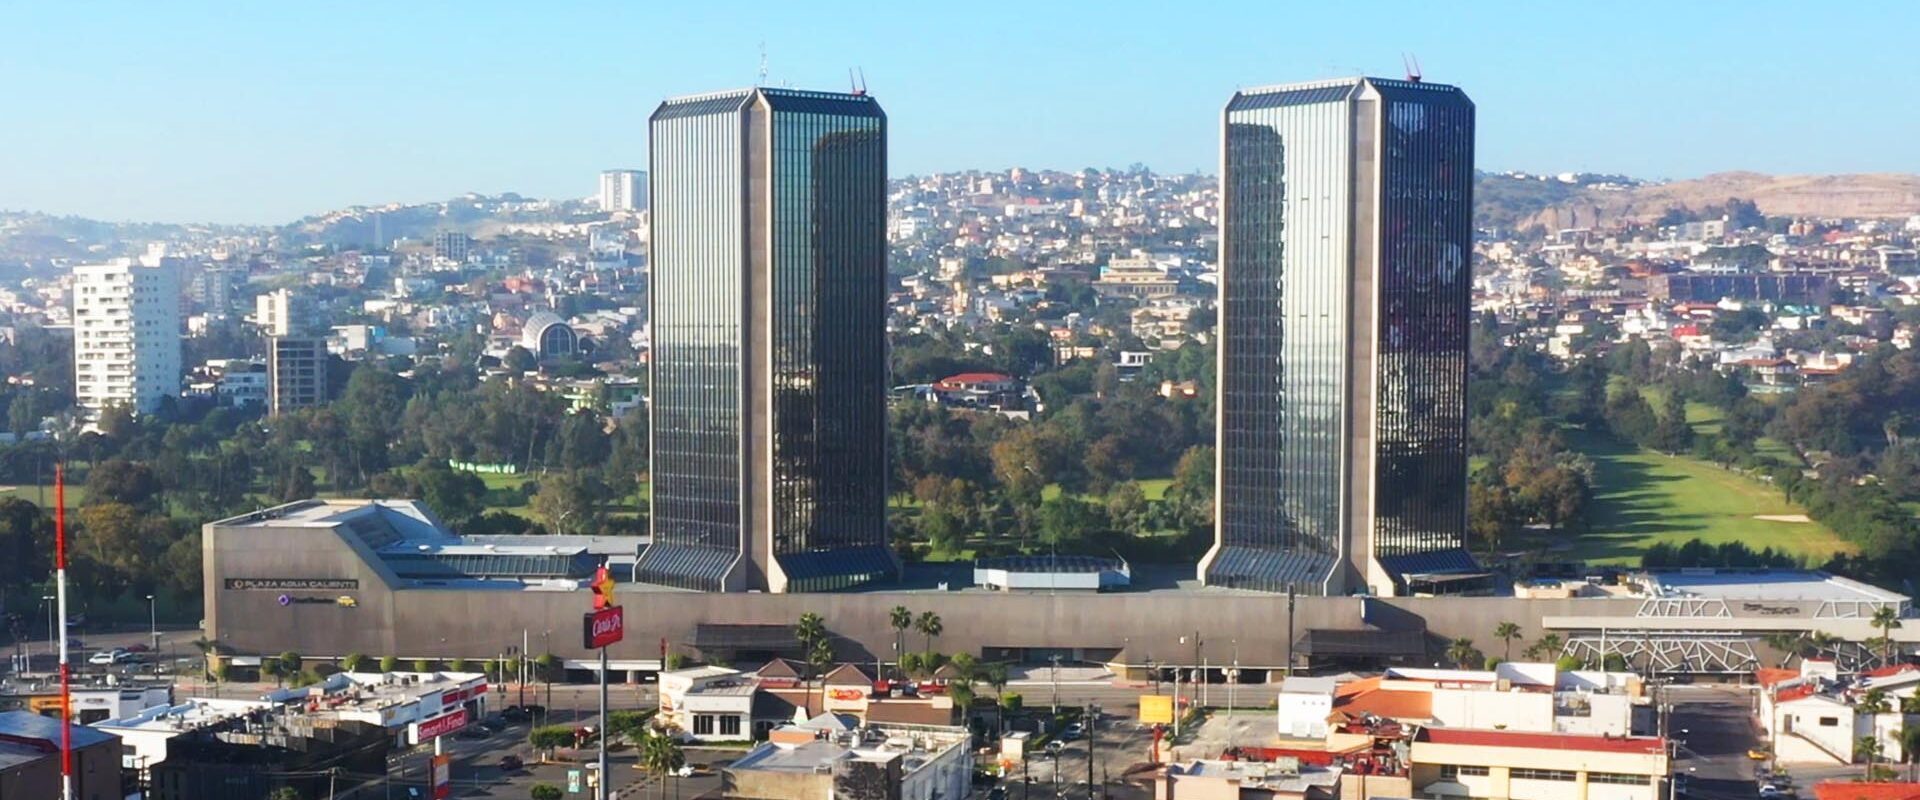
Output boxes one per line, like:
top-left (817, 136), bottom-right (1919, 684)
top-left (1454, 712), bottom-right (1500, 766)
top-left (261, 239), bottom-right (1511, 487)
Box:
top-left (1041, 476), bottom-right (1174, 502)
top-left (1637, 385), bottom-right (1798, 462)
top-left (1556, 429), bottom-right (1854, 566)
top-left (0, 484), bottom-right (86, 508)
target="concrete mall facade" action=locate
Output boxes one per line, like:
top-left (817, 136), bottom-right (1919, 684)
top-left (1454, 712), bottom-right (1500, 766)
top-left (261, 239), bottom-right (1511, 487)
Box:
top-left (203, 502), bottom-right (1638, 672)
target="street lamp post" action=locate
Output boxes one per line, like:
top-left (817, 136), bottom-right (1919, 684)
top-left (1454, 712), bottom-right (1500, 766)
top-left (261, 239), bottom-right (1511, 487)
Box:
top-left (145, 595), bottom-right (157, 656)
top-left (41, 596), bottom-right (54, 671)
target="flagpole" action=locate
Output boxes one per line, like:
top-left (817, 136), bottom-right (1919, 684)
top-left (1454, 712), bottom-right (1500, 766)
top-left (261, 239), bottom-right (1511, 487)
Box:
top-left (56, 463), bottom-right (72, 800)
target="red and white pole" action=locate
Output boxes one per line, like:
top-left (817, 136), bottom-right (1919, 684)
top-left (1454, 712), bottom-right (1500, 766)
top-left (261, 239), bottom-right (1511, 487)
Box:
top-left (56, 464), bottom-right (72, 800)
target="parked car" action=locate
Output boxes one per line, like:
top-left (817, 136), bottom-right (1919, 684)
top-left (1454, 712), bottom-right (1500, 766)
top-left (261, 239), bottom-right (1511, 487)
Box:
top-left (479, 716), bottom-right (508, 732)
top-left (454, 726), bottom-right (489, 740)
top-left (88, 649), bottom-right (131, 666)
top-left (498, 755), bottom-right (523, 772)
top-left (124, 643), bottom-right (151, 653)
top-left (1060, 723), bottom-right (1084, 741)
top-left (1759, 785), bottom-right (1794, 799)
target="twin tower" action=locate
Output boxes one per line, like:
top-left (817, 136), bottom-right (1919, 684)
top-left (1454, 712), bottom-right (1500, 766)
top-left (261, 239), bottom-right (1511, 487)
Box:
top-left (637, 78), bottom-right (1478, 597)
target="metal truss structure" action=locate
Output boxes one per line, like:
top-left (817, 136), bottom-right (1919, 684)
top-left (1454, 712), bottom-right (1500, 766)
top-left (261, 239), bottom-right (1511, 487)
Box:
top-left (1562, 630), bottom-right (1760, 675)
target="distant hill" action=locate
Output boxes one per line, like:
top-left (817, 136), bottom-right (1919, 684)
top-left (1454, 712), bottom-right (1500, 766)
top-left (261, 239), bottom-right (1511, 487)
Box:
top-left (1497, 171), bottom-right (1920, 232)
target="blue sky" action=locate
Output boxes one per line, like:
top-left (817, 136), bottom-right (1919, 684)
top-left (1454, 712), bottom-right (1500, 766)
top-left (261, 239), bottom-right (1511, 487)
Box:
top-left (1, 1), bottom-right (1914, 224)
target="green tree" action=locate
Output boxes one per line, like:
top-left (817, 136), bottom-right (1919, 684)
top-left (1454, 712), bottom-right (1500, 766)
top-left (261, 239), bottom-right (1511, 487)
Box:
top-left (379, 655), bottom-right (399, 672)
top-left (920, 504), bottom-right (964, 555)
top-left (1873, 605), bottom-right (1903, 665)
top-left (530, 469), bottom-right (606, 535)
top-left (608, 710), bottom-right (651, 742)
top-left (1163, 446), bottom-right (1215, 528)
top-left (1494, 622), bottom-right (1522, 662)
top-left (640, 732), bottom-right (686, 790)
top-left (84, 459), bottom-right (160, 508)
top-left (1901, 725), bottom-right (1920, 782)
top-left (1445, 638), bottom-right (1478, 669)
top-left (414, 463), bottom-right (488, 524)
top-left (1525, 633), bottom-right (1564, 661)
top-left (504, 346), bottom-right (538, 374)
top-left (915, 611), bottom-right (943, 653)
top-left (949, 682), bottom-right (975, 717)
top-left (529, 785), bottom-right (563, 800)
top-left (1860, 735), bottom-right (1884, 777)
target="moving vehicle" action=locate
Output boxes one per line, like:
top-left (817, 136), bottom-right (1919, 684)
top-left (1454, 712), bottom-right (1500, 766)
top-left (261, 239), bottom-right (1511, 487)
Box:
top-left (1061, 723), bottom-right (1084, 740)
top-left (498, 755), bottom-right (523, 772)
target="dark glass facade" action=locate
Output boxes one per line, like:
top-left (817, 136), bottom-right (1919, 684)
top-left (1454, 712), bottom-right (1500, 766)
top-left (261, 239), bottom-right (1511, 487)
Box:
top-left (1370, 81), bottom-right (1473, 564)
top-left (639, 88), bottom-right (894, 593)
top-left (1202, 78), bottom-right (1475, 596)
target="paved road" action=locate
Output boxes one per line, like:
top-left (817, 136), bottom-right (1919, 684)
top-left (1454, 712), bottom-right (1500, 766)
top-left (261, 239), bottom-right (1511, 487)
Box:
top-left (1668, 686), bottom-right (1763, 799)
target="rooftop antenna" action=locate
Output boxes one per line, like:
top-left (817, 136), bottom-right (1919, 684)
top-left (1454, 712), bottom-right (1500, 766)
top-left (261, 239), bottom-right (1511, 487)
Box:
top-left (1403, 52), bottom-right (1423, 83)
top-left (758, 42), bottom-right (768, 86)
top-left (855, 67), bottom-right (868, 96)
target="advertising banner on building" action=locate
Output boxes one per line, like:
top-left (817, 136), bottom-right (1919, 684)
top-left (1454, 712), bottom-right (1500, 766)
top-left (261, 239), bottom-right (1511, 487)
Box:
top-left (411, 707), bottom-right (469, 744)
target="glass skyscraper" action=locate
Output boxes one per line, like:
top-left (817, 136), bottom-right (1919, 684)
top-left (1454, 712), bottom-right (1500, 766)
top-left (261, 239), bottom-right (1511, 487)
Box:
top-left (1199, 77), bottom-right (1479, 596)
top-left (638, 88), bottom-right (895, 593)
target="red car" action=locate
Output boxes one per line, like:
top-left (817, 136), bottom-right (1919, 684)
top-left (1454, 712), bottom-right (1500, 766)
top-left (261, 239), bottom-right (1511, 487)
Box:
top-left (125, 644), bottom-right (151, 653)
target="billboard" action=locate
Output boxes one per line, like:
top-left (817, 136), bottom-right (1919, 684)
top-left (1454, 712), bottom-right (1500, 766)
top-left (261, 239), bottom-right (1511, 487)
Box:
top-left (1139, 694), bottom-right (1173, 724)
top-left (583, 605), bottom-right (625, 649)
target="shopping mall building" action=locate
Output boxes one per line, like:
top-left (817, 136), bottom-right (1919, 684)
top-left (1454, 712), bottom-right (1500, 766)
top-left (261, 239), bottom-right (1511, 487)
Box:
top-left (203, 500), bottom-right (1915, 679)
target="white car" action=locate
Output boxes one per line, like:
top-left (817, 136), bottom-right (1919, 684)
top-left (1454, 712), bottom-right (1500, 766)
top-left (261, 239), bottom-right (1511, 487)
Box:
top-left (88, 649), bottom-right (130, 666)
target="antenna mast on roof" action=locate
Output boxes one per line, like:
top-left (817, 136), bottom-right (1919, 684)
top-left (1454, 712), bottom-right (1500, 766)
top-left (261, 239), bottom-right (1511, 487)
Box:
top-left (854, 67), bottom-right (868, 96)
top-left (1403, 52), bottom-right (1423, 83)
top-left (758, 42), bottom-right (768, 85)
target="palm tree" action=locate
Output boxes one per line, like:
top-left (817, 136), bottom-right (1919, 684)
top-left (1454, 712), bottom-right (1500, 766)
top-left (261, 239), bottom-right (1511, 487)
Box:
top-left (795, 612), bottom-right (826, 652)
top-left (949, 681), bottom-right (975, 724)
top-left (807, 638), bottom-right (834, 717)
top-left (1445, 638), bottom-right (1478, 669)
top-left (1494, 622), bottom-right (1522, 662)
top-left (915, 611), bottom-right (943, 654)
top-left (889, 606), bottom-right (913, 675)
top-left (1761, 633), bottom-right (1805, 667)
top-left (1900, 725), bottom-right (1920, 782)
top-left (1872, 606), bottom-right (1903, 666)
top-left (1525, 633), bottom-right (1564, 662)
top-left (1807, 631), bottom-right (1840, 661)
top-left (1859, 735), bottom-right (1884, 779)
top-left (641, 732), bottom-right (686, 800)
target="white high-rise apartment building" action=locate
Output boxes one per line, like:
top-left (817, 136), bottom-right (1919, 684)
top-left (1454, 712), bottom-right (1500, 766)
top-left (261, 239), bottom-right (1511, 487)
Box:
top-left (598, 169), bottom-right (646, 212)
top-left (254, 288), bottom-right (316, 337)
top-left (73, 258), bottom-right (182, 416)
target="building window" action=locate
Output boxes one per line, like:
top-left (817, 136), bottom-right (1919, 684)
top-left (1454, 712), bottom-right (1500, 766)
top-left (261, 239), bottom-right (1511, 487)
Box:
top-left (1511, 768), bottom-right (1576, 781)
top-left (1440, 765), bottom-right (1490, 779)
top-left (1819, 716), bottom-right (1840, 727)
top-left (1590, 773), bottom-right (1651, 786)
top-left (720, 715), bottom-right (741, 737)
top-left (693, 714), bottom-right (715, 735)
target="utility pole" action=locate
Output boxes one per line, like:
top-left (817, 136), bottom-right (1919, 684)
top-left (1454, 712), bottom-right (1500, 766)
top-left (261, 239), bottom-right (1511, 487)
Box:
top-left (1050, 654), bottom-right (1061, 714)
top-left (1228, 640), bottom-right (1239, 750)
top-left (1086, 703), bottom-right (1098, 800)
